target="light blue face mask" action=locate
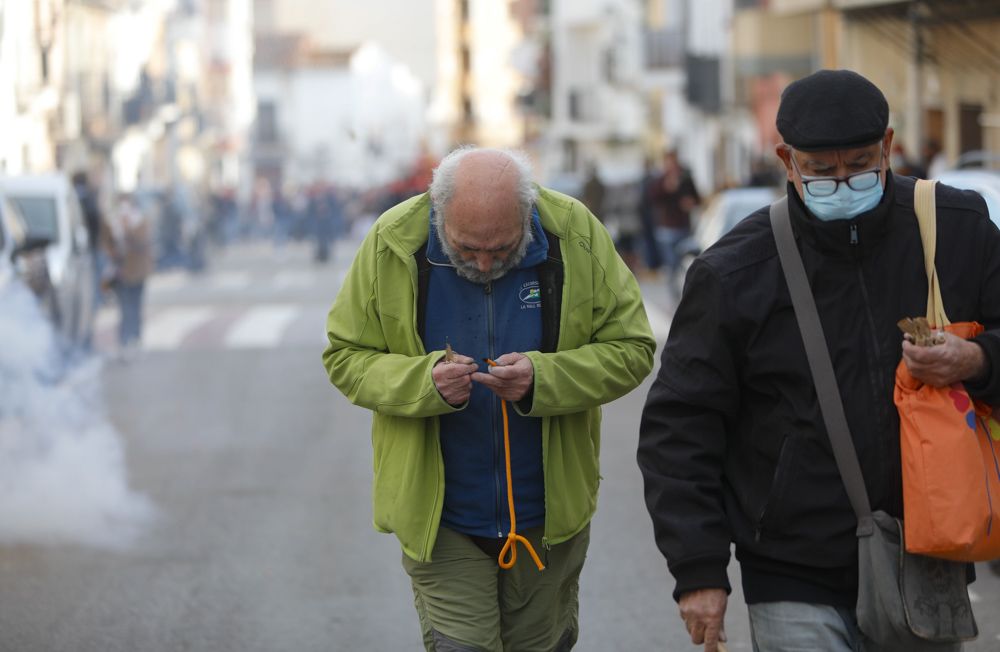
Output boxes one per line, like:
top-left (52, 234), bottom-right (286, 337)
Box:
top-left (803, 181), bottom-right (884, 221)
top-left (792, 150), bottom-right (886, 221)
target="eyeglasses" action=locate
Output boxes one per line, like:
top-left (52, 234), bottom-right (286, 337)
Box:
top-left (790, 150), bottom-right (884, 198)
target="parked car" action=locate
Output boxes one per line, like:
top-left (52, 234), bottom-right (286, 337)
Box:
top-left (0, 173), bottom-right (97, 350)
top-left (935, 169), bottom-right (1000, 226)
top-left (955, 150), bottom-right (1000, 172)
top-left (0, 195), bottom-right (23, 293)
top-left (674, 186), bottom-right (779, 294)
top-left (0, 192), bottom-right (52, 302)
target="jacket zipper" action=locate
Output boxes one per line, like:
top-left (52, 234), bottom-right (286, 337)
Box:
top-left (850, 224), bottom-right (892, 499)
top-left (849, 225), bottom-right (883, 393)
top-left (485, 281), bottom-right (503, 539)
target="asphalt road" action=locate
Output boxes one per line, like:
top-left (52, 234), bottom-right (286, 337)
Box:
top-left (0, 238), bottom-right (998, 651)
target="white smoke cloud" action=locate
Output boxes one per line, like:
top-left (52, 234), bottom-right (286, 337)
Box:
top-left (0, 283), bottom-right (155, 548)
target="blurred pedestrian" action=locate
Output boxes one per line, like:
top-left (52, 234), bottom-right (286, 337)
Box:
top-left (102, 194), bottom-right (154, 360)
top-left (72, 170), bottom-right (105, 340)
top-left (249, 177), bottom-right (275, 239)
top-left (890, 143), bottom-right (927, 179)
top-left (748, 156), bottom-right (785, 188)
top-left (322, 146), bottom-right (655, 651)
top-left (72, 171), bottom-right (102, 264)
top-left (271, 187), bottom-right (295, 256)
top-left (637, 157), bottom-right (663, 272)
top-left (923, 139), bottom-right (949, 180)
top-left (581, 162), bottom-right (605, 217)
top-left (311, 185), bottom-right (343, 264)
top-left (647, 149), bottom-right (701, 288)
top-left (209, 188), bottom-right (239, 246)
top-left (638, 69), bottom-right (997, 652)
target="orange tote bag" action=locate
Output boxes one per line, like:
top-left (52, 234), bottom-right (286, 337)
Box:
top-left (895, 179), bottom-right (1000, 562)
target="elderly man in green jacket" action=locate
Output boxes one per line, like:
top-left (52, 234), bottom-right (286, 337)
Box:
top-left (323, 146), bottom-right (655, 652)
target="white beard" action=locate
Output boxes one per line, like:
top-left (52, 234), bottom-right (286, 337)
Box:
top-left (437, 222), bottom-right (534, 285)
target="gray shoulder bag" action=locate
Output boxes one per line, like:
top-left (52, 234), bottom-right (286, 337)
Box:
top-left (769, 197), bottom-right (977, 648)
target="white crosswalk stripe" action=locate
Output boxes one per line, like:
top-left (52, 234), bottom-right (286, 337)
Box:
top-left (143, 307), bottom-right (215, 351)
top-left (272, 270), bottom-right (315, 290)
top-left (223, 305), bottom-right (299, 349)
top-left (147, 270), bottom-right (190, 293)
top-left (209, 271), bottom-right (253, 291)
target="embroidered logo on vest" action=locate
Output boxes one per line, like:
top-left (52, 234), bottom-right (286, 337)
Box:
top-left (519, 281), bottom-right (541, 309)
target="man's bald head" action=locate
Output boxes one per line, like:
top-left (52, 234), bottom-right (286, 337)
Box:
top-left (429, 147), bottom-right (538, 284)
top-left (431, 147), bottom-right (536, 224)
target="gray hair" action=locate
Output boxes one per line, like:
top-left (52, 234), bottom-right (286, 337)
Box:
top-left (429, 146), bottom-right (538, 229)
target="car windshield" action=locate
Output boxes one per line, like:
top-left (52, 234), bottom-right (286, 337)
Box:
top-left (8, 196), bottom-right (59, 241)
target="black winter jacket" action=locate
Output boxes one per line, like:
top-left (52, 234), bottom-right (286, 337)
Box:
top-left (638, 173), bottom-right (1000, 605)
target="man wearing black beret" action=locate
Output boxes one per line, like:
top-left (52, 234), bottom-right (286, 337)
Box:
top-left (639, 68), bottom-right (997, 651)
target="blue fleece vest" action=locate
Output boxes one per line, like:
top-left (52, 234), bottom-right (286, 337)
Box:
top-left (425, 210), bottom-right (547, 539)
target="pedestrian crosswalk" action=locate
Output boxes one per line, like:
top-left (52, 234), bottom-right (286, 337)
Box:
top-left (93, 239), bottom-right (673, 354)
top-left (95, 296), bottom-right (672, 354)
top-left (222, 304), bottom-right (299, 349)
top-left (144, 306), bottom-right (215, 351)
top-left (146, 267), bottom-right (333, 294)
top-left (95, 302), bottom-right (331, 353)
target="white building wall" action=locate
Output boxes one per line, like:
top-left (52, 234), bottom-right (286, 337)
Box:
top-left (0, 0), bottom-right (57, 173)
top-left (266, 0), bottom-right (437, 92)
top-left (255, 45), bottom-right (425, 189)
top-left (212, 0), bottom-right (256, 189)
top-left (688, 0), bottom-right (730, 56)
top-left (467, 0), bottom-right (523, 147)
top-left (348, 45), bottom-right (426, 185)
top-left (222, 0), bottom-right (256, 135)
top-left (428, 0), bottom-right (460, 154)
top-left (546, 0), bottom-right (647, 182)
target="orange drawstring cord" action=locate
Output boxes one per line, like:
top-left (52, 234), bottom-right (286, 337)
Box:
top-left (485, 358), bottom-right (545, 572)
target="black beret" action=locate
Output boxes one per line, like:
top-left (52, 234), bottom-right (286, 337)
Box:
top-left (776, 69), bottom-right (889, 152)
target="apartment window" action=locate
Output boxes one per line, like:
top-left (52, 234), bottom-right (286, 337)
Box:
top-left (685, 55), bottom-right (722, 114)
top-left (602, 48), bottom-right (617, 83)
top-left (257, 101), bottom-right (278, 143)
top-left (562, 139), bottom-right (578, 173)
top-left (568, 88), bottom-right (599, 122)
top-left (568, 90), bottom-right (581, 121)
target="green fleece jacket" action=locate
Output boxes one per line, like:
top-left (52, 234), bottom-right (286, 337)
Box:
top-left (322, 186), bottom-right (655, 562)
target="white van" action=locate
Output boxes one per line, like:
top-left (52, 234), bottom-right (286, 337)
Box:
top-left (0, 173), bottom-right (97, 350)
top-left (0, 192), bottom-right (52, 302)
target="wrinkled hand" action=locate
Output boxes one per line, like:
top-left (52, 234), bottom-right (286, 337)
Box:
top-left (432, 353), bottom-right (478, 406)
top-left (901, 332), bottom-right (986, 388)
top-left (679, 588), bottom-right (728, 652)
top-left (472, 352), bottom-right (534, 402)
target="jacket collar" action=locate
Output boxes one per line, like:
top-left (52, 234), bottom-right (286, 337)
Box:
top-left (787, 171), bottom-right (896, 257)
